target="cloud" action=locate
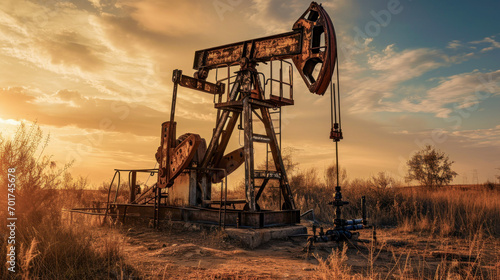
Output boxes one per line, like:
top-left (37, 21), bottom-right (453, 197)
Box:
top-left (88, 0), bottom-right (102, 9)
top-left (56, 89), bottom-right (84, 102)
top-left (345, 45), bottom-right (450, 113)
top-left (342, 33), bottom-right (499, 117)
top-left (451, 125), bottom-right (500, 147)
top-left (245, 0), bottom-right (351, 41)
top-left (37, 31), bottom-right (105, 72)
top-left (471, 36), bottom-right (500, 53)
top-left (444, 36), bottom-right (500, 53)
top-left (441, 36), bottom-right (500, 55)
top-left (0, 0), bottom-right (185, 111)
top-left (96, 12), bottom-right (173, 55)
top-left (118, 0), bottom-right (216, 37)
top-left (426, 70), bottom-right (500, 101)
top-left (446, 40), bottom-right (462, 49)
top-left (248, 0), bottom-right (304, 34)
top-left (368, 45), bottom-right (446, 75)
top-left (0, 87), bottom-right (214, 136)
top-left (382, 69), bottom-right (500, 118)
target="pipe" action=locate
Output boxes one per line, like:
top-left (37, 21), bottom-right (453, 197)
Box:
top-left (362, 195), bottom-right (367, 225)
top-left (345, 218), bottom-right (363, 225)
top-left (344, 224), bottom-right (363, 231)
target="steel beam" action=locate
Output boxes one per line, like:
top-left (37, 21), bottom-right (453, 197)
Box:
top-left (108, 203), bottom-right (300, 228)
top-left (212, 111), bottom-right (240, 168)
top-left (200, 75), bottom-right (242, 169)
top-left (193, 31), bottom-right (302, 70)
top-left (243, 95), bottom-right (256, 211)
top-left (129, 171), bottom-right (137, 203)
top-left (260, 106), bottom-right (296, 209)
top-left (178, 74), bottom-right (225, 95)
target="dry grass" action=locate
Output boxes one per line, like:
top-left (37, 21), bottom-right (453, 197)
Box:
top-left (0, 123), bottom-right (133, 279)
top-left (261, 162), bottom-right (500, 279)
top-left (392, 186), bottom-right (500, 238)
top-left (0, 216), bottom-right (133, 280)
top-left (2, 123), bottom-right (499, 279)
top-left (315, 246), bottom-right (354, 279)
top-left (261, 163), bottom-right (500, 239)
top-left (311, 230), bottom-right (497, 280)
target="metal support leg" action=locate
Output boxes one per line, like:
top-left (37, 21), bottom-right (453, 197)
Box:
top-left (243, 96), bottom-right (256, 211)
top-left (129, 171), bottom-right (137, 203)
top-left (200, 174), bottom-right (210, 207)
top-left (154, 186), bottom-right (160, 228)
top-left (188, 169), bottom-right (197, 206)
top-left (260, 107), bottom-right (296, 209)
top-left (201, 77), bottom-right (242, 169)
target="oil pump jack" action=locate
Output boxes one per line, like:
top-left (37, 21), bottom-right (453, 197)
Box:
top-left (99, 2), bottom-right (367, 237)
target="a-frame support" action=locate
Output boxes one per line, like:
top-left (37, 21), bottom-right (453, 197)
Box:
top-left (200, 65), bottom-right (295, 211)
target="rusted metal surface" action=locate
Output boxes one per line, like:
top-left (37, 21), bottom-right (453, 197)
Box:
top-left (243, 94), bottom-right (256, 212)
top-left (108, 203), bottom-right (300, 228)
top-left (156, 124), bottom-right (201, 188)
top-left (200, 76), bottom-right (242, 169)
top-left (213, 147), bottom-right (245, 183)
top-left (193, 31), bottom-right (302, 71)
top-left (156, 121), bottom-right (176, 188)
top-left (259, 106), bottom-right (296, 209)
top-left (329, 125), bottom-right (343, 141)
top-left (166, 172), bottom-right (190, 206)
top-left (77, 2), bottom-right (344, 229)
top-left (178, 74), bottom-right (225, 95)
top-left (291, 2), bottom-right (337, 96)
top-left (254, 170), bottom-right (281, 179)
top-left (255, 178), bottom-right (269, 202)
top-left (129, 171), bottom-right (137, 203)
top-left (169, 134), bottom-right (201, 183)
top-left (211, 111), bottom-right (240, 167)
top-left (252, 133), bottom-right (271, 143)
top-left (132, 183), bottom-right (157, 204)
top-left (192, 2), bottom-right (336, 96)
top-left (268, 95), bottom-right (294, 106)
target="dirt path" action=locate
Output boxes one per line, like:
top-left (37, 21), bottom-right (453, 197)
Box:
top-left (96, 223), bottom-right (500, 279)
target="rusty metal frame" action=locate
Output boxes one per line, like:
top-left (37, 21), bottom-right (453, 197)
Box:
top-left (107, 203), bottom-right (300, 228)
top-left (193, 31), bottom-right (303, 70)
top-left (192, 2), bottom-right (336, 96)
top-left (178, 73), bottom-right (225, 95)
top-left (76, 2), bottom-right (343, 230)
top-left (104, 168), bottom-right (159, 220)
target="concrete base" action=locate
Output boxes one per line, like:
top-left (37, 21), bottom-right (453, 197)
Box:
top-left (225, 225), bottom-right (307, 249)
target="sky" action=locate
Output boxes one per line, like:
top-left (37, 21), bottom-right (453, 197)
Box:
top-left (0, 0), bottom-right (499, 186)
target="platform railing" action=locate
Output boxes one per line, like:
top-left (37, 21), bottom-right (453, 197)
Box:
top-left (104, 168), bottom-right (158, 221)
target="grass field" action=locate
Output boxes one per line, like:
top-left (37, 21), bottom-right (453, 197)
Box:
top-left (1, 124), bottom-right (499, 279)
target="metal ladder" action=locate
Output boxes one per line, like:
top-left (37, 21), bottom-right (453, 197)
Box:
top-left (264, 107), bottom-right (282, 208)
top-left (265, 107), bottom-right (282, 172)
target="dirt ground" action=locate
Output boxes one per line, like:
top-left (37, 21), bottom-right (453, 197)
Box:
top-left (96, 221), bottom-right (500, 279)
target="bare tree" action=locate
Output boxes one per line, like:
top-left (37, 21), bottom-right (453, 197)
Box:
top-left (406, 145), bottom-right (458, 188)
top-left (371, 172), bottom-right (396, 189)
top-left (324, 163), bottom-right (347, 187)
top-left (258, 147), bottom-right (298, 175)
